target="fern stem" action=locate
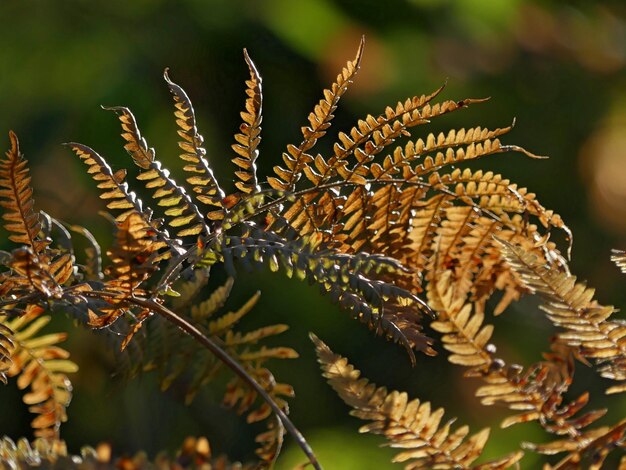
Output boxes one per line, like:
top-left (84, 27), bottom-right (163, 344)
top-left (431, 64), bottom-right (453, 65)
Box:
top-left (98, 293), bottom-right (322, 470)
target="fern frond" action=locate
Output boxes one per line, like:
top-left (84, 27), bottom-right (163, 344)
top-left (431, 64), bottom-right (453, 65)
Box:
top-left (0, 132), bottom-right (47, 255)
top-left (231, 50), bottom-right (262, 195)
top-left (529, 418), bottom-right (626, 469)
top-left (106, 107), bottom-right (210, 238)
top-left (0, 321), bottom-right (15, 385)
top-left (311, 333), bottom-right (523, 469)
top-left (89, 212), bottom-right (164, 329)
top-left (431, 169), bottom-right (568, 237)
top-left (497, 239), bottom-right (626, 390)
top-left (101, 106), bottom-right (154, 169)
top-left (405, 194), bottom-right (452, 272)
top-left (337, 97), bottom-right (497, 186)
top-left (268, 37), bottom-right (364, 192)
top-left (64, 143), bottom-right (151, 222)
top-left (5, 305), bottom-right (78, 440)
top-left (427, 271), bottom-right (608, 452)
top-left (429, 271), bottom-right (494, 369)
top-left (310, 86), bottom-right (456, 187)
top-left (611, 249), bottom-right (626, 273)
top-left (371, 124), bottom-right (518, 181)
top-left (164, 69), bottom-right (225, 219)
top-left (104, 212), bottom-right (164, 297)
top-left (7, 247), bottom-right (62, 299)
top-left (212, 229), bottom-right (434, 358)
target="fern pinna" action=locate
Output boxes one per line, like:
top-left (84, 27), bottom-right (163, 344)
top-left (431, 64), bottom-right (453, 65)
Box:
top-left (1, 38), bottom-right (625, 468)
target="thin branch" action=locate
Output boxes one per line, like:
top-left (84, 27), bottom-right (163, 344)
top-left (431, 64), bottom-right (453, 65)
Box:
top-left (83, 290), bottom-right (322, 470)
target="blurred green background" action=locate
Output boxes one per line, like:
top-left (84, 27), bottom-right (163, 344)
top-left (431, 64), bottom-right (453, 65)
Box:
top-left (2, 0), bottom-right (626, 468)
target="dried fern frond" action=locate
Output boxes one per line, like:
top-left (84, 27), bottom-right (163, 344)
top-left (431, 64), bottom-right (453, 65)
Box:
top-left (164, 69), bottom-right (225, 220)
top-left (531, 418), bottom-right (626, 469)
top-left (0, 321), bottom-right (15, 385)
top-left (106, 106), bottom-right (210, 238)
top-left (311, 333), bottom-right (523, 469)
top-left (5, 247), bottom-right (62, 299)
top-left (4, 305), bottom-right (78, 440)
top-left (497, 239), bottom-right (626, 392)
top-left (262, 51), bottom-right (571, 353)
top-left (428, 270), bottom-right (495, 369)
top-left (0, 131), bottom-right (47, 255)
top-left (611, 249), bottom-right (626, 274)
top-left (268, 36), bottom-right (364, 192)
top-left (426, 271), bottom-right (613, 461)
top-left (231, 50), bottom-right (262, 195)
top-left (102, 105), bottom-right (155, 169)
top-left (64, 143), bottom-right (149, 222)
top-left (87, 212), bottom-right (165, 329)
top-left (104, 212), bottom-right (164, 297)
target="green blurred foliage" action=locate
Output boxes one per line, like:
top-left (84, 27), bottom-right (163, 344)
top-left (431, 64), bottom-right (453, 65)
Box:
top-left (1, 0), bottom-right (626, 467)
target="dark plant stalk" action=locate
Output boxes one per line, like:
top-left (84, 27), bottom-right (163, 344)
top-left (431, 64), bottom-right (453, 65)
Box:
top-left (84, 290), bottom-right (322, 470)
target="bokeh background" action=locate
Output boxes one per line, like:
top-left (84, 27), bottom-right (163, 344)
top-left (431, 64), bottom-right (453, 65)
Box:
top-left (1, 0), bottom-right (626, 468)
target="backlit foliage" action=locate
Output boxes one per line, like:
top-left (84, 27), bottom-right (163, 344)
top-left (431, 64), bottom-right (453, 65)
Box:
top-left (1, 39), bottom-right (625, 468)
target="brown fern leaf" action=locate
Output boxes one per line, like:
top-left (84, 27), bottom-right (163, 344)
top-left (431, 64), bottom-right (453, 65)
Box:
top-left (106, 106), bottom-right (209, 238)
top-left (104, 212), bottom-right (163, 294)
top-left (427, 271), bottom-right (608, 452)
top-left (102, 106), bottom-right (154, 169)
top-left (6, 305), bottom-right (78, 440)
top-left (611, 249), bottom-right (626, 273)
top-left (0, 321), bottom-right (15, 385)
top-left (311, 333), bottom-right (523, 469)
top-left (92, 212), bottom-right (164, 328)
top-left (429, 271), bottom-right (495, 369)
top-left (367, 124), bottom-right (514, 184)
top-left (164, 69), bottom-right (225, 220)
top-left (306, 85), bottom-right (462, 188)
top-left (0, 131), bottom-right (47, 255)
top-left (497, 239), bottom-right (626, 391)
top-left (335, 97), bottom-right (500, 186)
top-left (65, 143), bottom-right (146, 222)
top-left (431, 169), bottom-right (569, 242)
top-left (231, 50), bottom-right (262, 195)
top-left (469, 217), bottom-right (556, 315)
top-left (8, 247), bottom-right (62, 299)
top-left (268, 37), bottom-right (364, 192)
top-left (404, 194), bottom-right (452, 273)
top-left (532, 418), bottom-right (626, 469)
